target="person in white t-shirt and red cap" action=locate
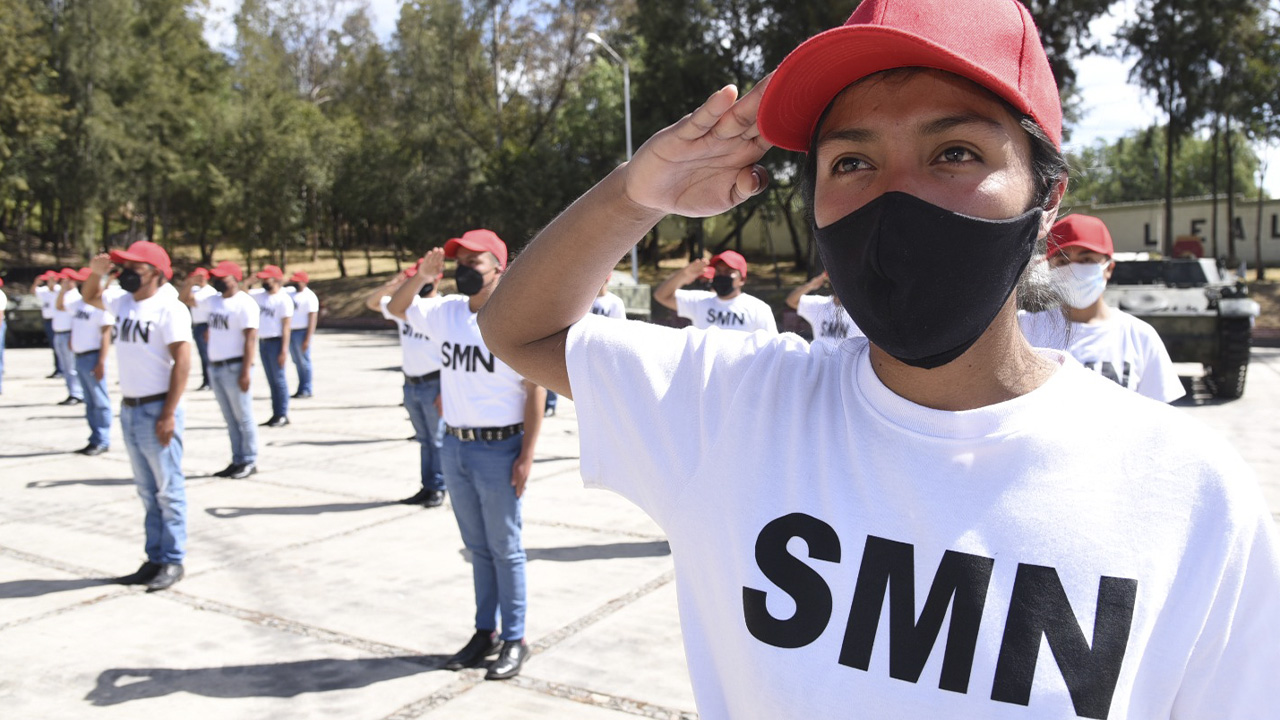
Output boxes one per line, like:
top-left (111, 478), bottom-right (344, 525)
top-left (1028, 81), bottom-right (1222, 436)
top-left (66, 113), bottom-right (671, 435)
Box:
top-left (785, 271), bottom-right (864, 347)
top-left (251, 265), bottom-right (293, 427)
top-left (285, 271), bottom-right (319, 399)
top-left (182, 260), bottom-right (261, 479)
top-left (388, 230), bottom-right (545, 682)
top-left (58, 267), bottom-right (118, 455)
top-left (83, 240), bottom-right (192, 592)
top-left (187, 267), bottom-right (219, 391)
top-left (33, 271), bottom-right (64, 379)
top-left (49, 267), bottom-right (84, 405)
top-left (1020, 214), bottom-right (1184, 403)
top-left (477, 0), bottom-right (1280, 715)
top-left (654, 250), bottom-right (777, 333)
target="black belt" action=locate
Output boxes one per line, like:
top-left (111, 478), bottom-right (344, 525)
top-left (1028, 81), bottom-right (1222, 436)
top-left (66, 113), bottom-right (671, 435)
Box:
top-left (122, 393), bottom-right (168, 407)
top-left (54, 330), bottom-right (70, 335)
top-left (405, 371), bottom-right (441, 385)
top-left (75, 349), bottom-right (101, 357)
top-left (445, 423), bottom-right (523, 442)
top-left (211, 357), bottom-right (243, 367)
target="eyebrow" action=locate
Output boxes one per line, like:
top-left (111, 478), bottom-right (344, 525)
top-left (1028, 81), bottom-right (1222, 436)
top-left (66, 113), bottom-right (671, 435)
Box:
top-left (816, 113), bottom-right (1008, 151)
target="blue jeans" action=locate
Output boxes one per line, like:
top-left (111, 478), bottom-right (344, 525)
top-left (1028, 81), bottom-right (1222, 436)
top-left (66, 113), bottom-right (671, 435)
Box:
top-left (192, 323), bottom-right (210, 387)
top-left (0, 318), bottom-right (6, 393)
top-left (442, 433), bottom-right (526, 641)
top-left (209, 360), bottom-right (258, 464)
top-left (258, 337), bottom-right (289, 419)
top-left (403, 378), bottom-right (444, 492)
top-left (43, 319), bottom-right (61, 374)
top-left (120, 400), bottom-right (186, 564)
top-left (74, 350), bottom-right (112, 447)
top-left (289, 330), bottom-right (312, 395)
top-left (53, 332), bottom-right (82, 399)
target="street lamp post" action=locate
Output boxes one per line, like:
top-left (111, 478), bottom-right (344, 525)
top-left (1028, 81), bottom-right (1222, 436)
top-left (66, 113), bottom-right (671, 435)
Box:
top-left (586, 32), bottom-right (638, 283)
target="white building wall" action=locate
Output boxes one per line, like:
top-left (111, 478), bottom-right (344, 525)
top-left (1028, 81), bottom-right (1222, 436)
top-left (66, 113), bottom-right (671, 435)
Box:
top-left (1072, 196), bottom-right (1280, 266)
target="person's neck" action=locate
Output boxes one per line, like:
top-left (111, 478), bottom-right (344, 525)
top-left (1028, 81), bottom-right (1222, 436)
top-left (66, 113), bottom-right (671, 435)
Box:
top-left (717, 289), bottom-right (742, 301)
top-left (1066, 299), bottom-right (1111, 324)
top-left (132, 283), bottom-right (161, 302)
top-left (868, 302), bottom-right (1058, 411)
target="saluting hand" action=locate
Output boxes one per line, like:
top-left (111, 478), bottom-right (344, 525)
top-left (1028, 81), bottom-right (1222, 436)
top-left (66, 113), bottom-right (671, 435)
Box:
top-left (623, 74), bottom-right (773, 218)
top-left (89, 254), bottom-right (113, 277)
top-left (418, 248), bottom-right (446, 279)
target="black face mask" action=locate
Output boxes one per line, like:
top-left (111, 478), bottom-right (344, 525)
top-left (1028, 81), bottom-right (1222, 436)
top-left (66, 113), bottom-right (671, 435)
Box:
top-left (814, 192), bottom-right (1042, 369)
top-left (710, 275), bottom-right (736, 297)
top-left (454, 265), bottom-right (486, 296)
top-left (286, 282), bottom-right (299, 291)
top-left (418, 283), bottom-right (435, 298)
top-left (211, 277), bottom-right (229, 294)
top-left (118, 268), bottom-right (143, 293)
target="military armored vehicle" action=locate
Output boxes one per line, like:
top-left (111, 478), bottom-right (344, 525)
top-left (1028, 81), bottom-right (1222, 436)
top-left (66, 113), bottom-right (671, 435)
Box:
top-left (1104, 255), bottom-right (1260, 399)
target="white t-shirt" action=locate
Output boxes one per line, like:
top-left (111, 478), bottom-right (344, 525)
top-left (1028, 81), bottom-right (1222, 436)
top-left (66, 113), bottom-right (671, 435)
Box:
top-left (68, 298), bottom-right (115, 353)
top-left (565, 316), bottom-right (1280, 720)
top-left (51, 288), bottom-right (80, 332)
top-left (252, 289), bottom-right (294, 339)
top-left (404, 295), bottom-right (526, 428)
top-left (796, 294), bottom-right (864, 346)
top-left (675, 289), bottom-right (777, 333)
top-left (288, 286), bottom-right (320, 330)
top-left (200, 291), bottom-right (260, 362)
top-left (189, 285), bottom-right (219, 324)
top-left (36, 285), bottom-right (58, 319)
top-left (105, 291), bottom-right (193, 398)
top-left (590, 291), bottom-right (627, 319)
top-left (1019, 309), bottom-right (1185, 403)
top-left (0, 288), bottom-right (8, 315)
top-left (380, 296), bottom-right (442, 377)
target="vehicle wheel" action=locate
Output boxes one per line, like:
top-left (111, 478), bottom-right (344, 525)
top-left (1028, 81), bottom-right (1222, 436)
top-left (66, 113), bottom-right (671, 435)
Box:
top-left (1208, 318), bottom-right (1251, 399)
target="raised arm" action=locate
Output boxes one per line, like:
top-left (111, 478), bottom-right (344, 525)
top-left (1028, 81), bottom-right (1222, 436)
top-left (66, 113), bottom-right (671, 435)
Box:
top-left (478, 77), bottom-right (774, 397)
top-left (786, 272), bottom-right (827, 310)
top-left (363, 274), bottom-right (405, 314)
top-left (82, 254), bottom-right (112, 310)
top-left (387, 250), bottom-right (443, 319)
top-left (55, 281), bottom-right (70, 311)
top-left (654, 259), bottom-right (709, 311)
top-left (178, 276), bottom-right (198, 308)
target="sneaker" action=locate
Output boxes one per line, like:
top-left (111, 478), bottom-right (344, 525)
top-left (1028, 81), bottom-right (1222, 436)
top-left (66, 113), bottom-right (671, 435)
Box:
top-left (145, 563), bottom-right (184, 592)
top-left (444, 630), bottom-right (501, 671)
top-left (227, 463), bottom-right (257, 480)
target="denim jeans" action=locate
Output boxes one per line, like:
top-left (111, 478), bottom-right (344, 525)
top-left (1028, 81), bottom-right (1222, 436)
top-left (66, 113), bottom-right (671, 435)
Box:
top-left (74, 350), bottom-right (112, 447)
top-left (53, 332), bottom-right (82, 399)
top-left (289, 330), bottom-right (312, 395)
top-left (120, 400), bottom-right (186, 564)
top-left (258, 337), bottom-right (289, 419)
top-left (403, 378), bottom-right (444, 492)
top-left (0, 319), bottom-right (6, 393)
top-left (43, 319), bottom-right (61, 374)
top-left (442, 433), bottom-right (526, 641)
top-left (192, 323), bottom-right (210, 387)
top-left (209, 360), bottom-right (258, 464)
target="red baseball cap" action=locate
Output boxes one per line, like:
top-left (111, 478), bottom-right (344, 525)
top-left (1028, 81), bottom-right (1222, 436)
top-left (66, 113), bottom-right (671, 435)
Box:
top-left (1049, 215), bottom-right (1114, 258)
top-left (701, 250), bottom-right (749, 280)
top-left (255, 265), bottom-right (284, 280)
top-left (64, 267), bottom-right (92, 282)
top-left (757, 0), bottom-right (1062, 153)
top-left (209, 260), bottom-right (244, 281)
top-left (444, 229), bottom-right (508, 270)
top-left (58, 267), bottom-right (78, 280)
top-left (188, 267), bottom-right (210, 279)
top-left (109, 241), bottom-right (174, 279)
top-left (289, 271), bottom-right (309, 283)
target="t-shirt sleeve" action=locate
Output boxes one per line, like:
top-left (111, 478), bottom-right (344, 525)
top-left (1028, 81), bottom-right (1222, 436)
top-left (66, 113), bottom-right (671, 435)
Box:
top-left (1134, 321), bottom-right (1185, 403)
top-left (795, 295), bottom-right (822, 329)
top-left (279, 295), bottom-right (294, 318)
top-left (1171, 484), bottom-right (1280, 717)
top-left (243, 297), bottom-right (261, 330)
top-left (403, 296), bottom-right (441, 337)
top-left (606, 294), bottom-right (626, 319)
top-left (104, 293), bottom-right (125, 319)
top-left (757, 299), bottom-right (778, 334)
top-left (674, 289), bottom-right (707, 321)
top-left (379, 296), bottom-right (395, 321)
top-left (161, 302), bottom-right (194, 346)
top-left (565, 314), bottom-right (789, 526)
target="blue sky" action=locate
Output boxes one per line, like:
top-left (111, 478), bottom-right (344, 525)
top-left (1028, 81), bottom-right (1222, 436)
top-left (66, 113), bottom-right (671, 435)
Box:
top-left (201, 0), bottom-right (1280, 195)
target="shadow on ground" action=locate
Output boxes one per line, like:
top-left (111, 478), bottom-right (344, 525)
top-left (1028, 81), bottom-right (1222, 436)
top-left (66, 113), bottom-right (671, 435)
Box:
top-left (525, 540), bottom-right (670, 562)
top-left (84, 655), bottom-right (444, 706)
top-left (205, 501), bottom-right (399, 518)
top-left (27, 478), bottom-right (134, 489)
top-left (0, 577), bottom-right (114, 598)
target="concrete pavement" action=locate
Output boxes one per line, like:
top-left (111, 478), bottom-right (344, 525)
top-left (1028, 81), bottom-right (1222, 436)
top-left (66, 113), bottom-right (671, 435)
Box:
top-left (1, 331), bottom-right (1278, 719)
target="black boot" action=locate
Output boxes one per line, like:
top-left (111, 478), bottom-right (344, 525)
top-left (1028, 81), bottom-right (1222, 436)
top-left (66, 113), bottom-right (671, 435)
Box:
top-left (444, 630), bottom-right (500, 671)
top-left (485, 640), bottom-right (529, 680)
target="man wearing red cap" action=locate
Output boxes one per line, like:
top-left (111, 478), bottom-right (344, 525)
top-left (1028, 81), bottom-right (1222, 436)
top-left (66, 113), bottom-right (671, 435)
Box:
top-left (785, 271), bottom-right (864, 347)
top-left (654, 250), bottom-right (776, 333)
top-left (364, 260), bottom-right (449, 507)
top-left (478, 0), bottom-right (1280, 715)
top-left (49, 268), bottom-right (85, 405)
top-left (285, 271), bottom-right (319, 399)
top-left (33, 271), bottom-right (64, 379)
top-left (84, 241), bottom-right (192, 592)
top-left (182, 261), bottom-right (260, 478)
top-left (389, 231), bottom-right (545, 681)
top-left (187, 268), bottom-right (218, 391)
top-left (1021, 215), bottom-right (1184, 403)
top-left (251, 265), bottom-right (293, 427)
top-left (58, 268), bottom-right (120, 455)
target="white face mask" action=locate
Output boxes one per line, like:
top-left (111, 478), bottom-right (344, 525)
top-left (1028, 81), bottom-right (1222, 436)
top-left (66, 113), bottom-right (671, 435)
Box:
top-left (1051, 262), bottom-right (1108, 309)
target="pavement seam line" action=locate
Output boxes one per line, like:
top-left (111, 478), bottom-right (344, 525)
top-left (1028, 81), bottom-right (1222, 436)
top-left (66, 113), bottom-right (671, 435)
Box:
top-left (529, 570), bottom-right (676, 655)
top-left (507, 676), bottom-right (698, 720)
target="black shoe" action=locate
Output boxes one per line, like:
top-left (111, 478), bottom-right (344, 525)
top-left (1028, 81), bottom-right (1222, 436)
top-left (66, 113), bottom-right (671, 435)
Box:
top-left (196, 383), bottom-right (211, 391)
top-left (485, 640), bottom-right (529, 680)
top-left (444, 630), bottom-right (501, 671)
top-left (227, 463), bottom-right (257, 479)
top-left (398, 489), bottom-right (431, 505)
top-left (145, 563), bottom-right (184, 592)
top-left (262, 416), bottom-right (290, 428)
top-left (80, 444), bottom-right (108, 456)
top-left (48, 371), bottom-right (63, 379)
top-left (291, 391), bottom-right (312, 399)
top-left (213, 463), bottom-right (240, 478)
top-left (114, 561), bottom-right (162, 585)
top-left (422, 490), bottom-right (446, 508)
top-left (58, 396), bottom-right (83, 406)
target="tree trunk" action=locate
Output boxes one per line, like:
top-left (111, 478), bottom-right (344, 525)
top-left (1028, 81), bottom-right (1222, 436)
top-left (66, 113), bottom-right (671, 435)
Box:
top-left (1226, 117), bottom-right (1237, 266)
top-left (333, 214), bottom-right (347, 278)
top-left (101, 208), bottom-right (110, 252)
top-left (364, 230), bottom-right (374, 276)
top-left (1209, 116), bottom-right (1219, 260)
top-left (1256, 158), bottom-right (1267, 281)
top-left (1163, 113), bottom-right (1175, 257)
top-left (683, 217), bottom-right (704, 261)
